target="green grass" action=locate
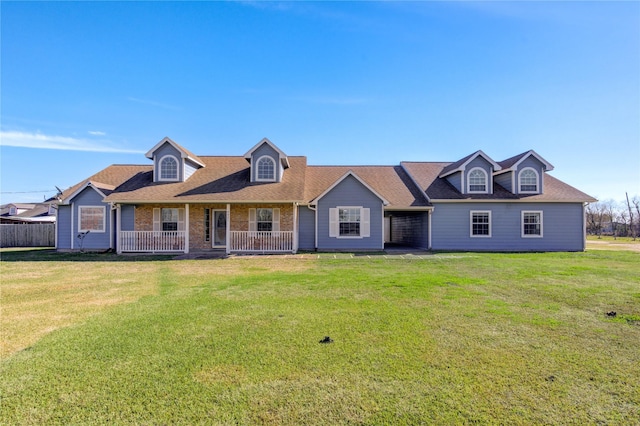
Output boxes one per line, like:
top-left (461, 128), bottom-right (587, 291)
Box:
top-left (1, 250), bottom-right (639, 424)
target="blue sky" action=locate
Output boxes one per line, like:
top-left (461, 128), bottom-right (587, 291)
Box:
top-left (1, 1), bottom-right (638, 205)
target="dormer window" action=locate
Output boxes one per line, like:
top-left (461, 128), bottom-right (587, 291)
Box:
top-left (159, 155), bottom-right (178, 181)
top-left (257, 156), bottom-right (276, 181)
top-left (519, 168), bottom-right (539, 193)
top-left (468, 168), bottom-right (488, 193)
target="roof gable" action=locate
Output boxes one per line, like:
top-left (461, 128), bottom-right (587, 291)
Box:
top-left (145, 137), bottom-right (205, 168)
top-left (244, 138), bottom-right (290, 168)
top-left (311, 171), bottom-right (389, 205)
top-left (62, 181), bottom-right (115, 204)
top-left (497, 150), bottom-right (554, 173)
top-left (439, 150), bottom-right (501, 178)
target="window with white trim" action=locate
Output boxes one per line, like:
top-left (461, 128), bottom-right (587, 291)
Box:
top-left (161, 208), bottom-right (179, 231)
top-left (9, 206), bottom-right (16, 216)
top-left (470, 211), bottom-right (491, 237)
top-left (79, 206), bottom-right (105, 232)
top-left (339, 208), bottom-right (361, 236)
top-left (248, 208), bottom-right (280, 232)
top-left (522, 211), bottom-right (543, 238)
top-left (152, 208), bottom-right (185, 232)
top-left (257, 208), bottom-right (273, 231)
top-left (329, 207), bottom-right (371, 238)
top-left (468, 168), bottom-right (488, 193)
top-left (204, 208), bottom-right (211, 242)
top-left (257, 156), bottom-right (276, 181)
top-left (159, 155), bottom-right (178, 181)
top-left (519, 168), bottom-right (539, 193)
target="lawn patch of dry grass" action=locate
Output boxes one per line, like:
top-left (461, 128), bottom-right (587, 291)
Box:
top-left (1, 249), bottom-right (638, 424)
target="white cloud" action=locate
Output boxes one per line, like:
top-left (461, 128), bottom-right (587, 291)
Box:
top-left (0, 131), bottom-right (144, 154)
top-left (88, 130), bottom-right (106, 136)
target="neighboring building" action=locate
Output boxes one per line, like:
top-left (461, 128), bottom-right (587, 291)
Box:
top-left (55, 137), bottom-right (596, 254)
top-left (1, 202), bottom-right (57, 224)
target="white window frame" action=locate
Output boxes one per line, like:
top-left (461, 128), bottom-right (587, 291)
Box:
top-left (470, 210), bottom-right (492, 238)
top-left (248, 208), bottom-right (280, 232)
top-left (329, 206), bottom-right (371, 239)
top-left (9, 206), bottom-right (16, 215)
top-left (159, 155), bottom-right (179, 181)
top-left (78, 205), bottom-right (106, 233)
top-left (467, 167), bottom-right (488, 194)
top-left (256, 155), bottom-right (276, 182)
top-left (518, 167), bottom-right (539, 194)
top-left (153, 207), bottom-right (186, 232)
top-left (521, 210), bottom-right (543, 238)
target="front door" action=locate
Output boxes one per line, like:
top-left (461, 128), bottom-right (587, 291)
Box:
top-left (213, 210), bottom-right (227, 247)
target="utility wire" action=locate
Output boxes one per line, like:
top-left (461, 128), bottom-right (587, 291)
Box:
top-left (0, 190), bottom-right (57, 194)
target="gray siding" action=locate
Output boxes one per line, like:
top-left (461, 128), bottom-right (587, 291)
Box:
top-left (431, 202), bottom-right (585, 251)
top-left (494, 172), bottom-right (513, 193)
top-left (445, 172), bottom-right (462, 193)
top-left (297, 206), bottom-right (316, 250)
top-left (72, 187), bottom-right (112, 250)
top-left (120, 205), bottom-right (136, 231)
top-left (251, 143), bottom-right (282, 183)
top-left (184, 159), bottom-right (199, 181)
top-left (464, 156), bottom-right (494, 194)
top-left (515, 156), bottom-right (544, 195)
top-left (153, 143), bottom-right (183, 182)
top-left (317, 175), bottom-right (384, 251)
top-left (387, 211), bottom-right (429, 249)
top-left (56, 205), bottom-right (72, 249)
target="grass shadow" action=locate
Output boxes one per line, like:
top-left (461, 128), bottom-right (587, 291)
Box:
top-left (0, 248), bottom-right (176, 262)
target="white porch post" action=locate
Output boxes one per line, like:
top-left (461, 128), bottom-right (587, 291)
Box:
top-left (116, 204), bottom-right (122, 254)
top-left (226, 204), bottom-right (231, 255)
top-left (428, 209), bottom-right (432, 250)
top-left (292, 202), bottom-right (298, 253)
top-left (185, 204), bottom-right (189, 254)
top-left (71, 202), bottom-right (75, 250)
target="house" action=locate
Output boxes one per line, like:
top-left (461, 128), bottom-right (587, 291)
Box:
top-left (1, 202), bottom-right (57, 224)
top-left (55, 137), bottom-right (596, 254)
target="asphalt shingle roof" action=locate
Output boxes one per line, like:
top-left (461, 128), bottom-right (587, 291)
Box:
top-left (401, 161), bottom-right (596, 202)
top-left (58, 152), bottom-right (595, 206)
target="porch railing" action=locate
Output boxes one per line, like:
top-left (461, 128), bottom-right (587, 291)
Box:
top-left (230, 231), bottom-right (294, 253)
top-left (120, 231), bottom-right (186, 253)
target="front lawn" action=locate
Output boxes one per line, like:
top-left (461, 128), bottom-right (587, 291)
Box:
top-left (1, 251), bottom-right (639, 424)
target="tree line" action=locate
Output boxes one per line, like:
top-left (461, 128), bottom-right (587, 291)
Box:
top-left (586, 193), bottom-right (639, 240)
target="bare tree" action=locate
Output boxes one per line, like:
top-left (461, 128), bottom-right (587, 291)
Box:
top-left (586, 201), bottom-right (605, 237)
top-left (601, 200), bottom-right (618, 239)
top-left (626, 193), bottom-right (636, 240)
top-left (632, 195), bottom-right (640, 240)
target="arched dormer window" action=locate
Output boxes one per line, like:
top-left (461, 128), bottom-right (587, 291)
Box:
top-left (468, 168), bottom-right (488, 193)
top-left (519, 168), bottom-right (539, 193)
top-left (159, 155), bottom-right (179, 181)
top-left (257, 156), bottom-right (276, 181)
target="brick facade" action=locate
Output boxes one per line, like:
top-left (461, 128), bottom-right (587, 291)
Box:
top-left (133, 203), bottom-right (295, 250)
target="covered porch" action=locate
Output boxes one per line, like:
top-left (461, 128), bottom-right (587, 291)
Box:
top-left (115, 203), bottom-right (297, 254)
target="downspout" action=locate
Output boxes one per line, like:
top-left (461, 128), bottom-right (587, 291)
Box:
top-left (428, 208), bottom-right (433, 250)
top-left (116, 204), bottom-right (122, 254)
top-left (308, 204), bottom-right (318, 250)
top-left (226, 203), bottom-right (231, 255)
top-left (292, 202), bottom-right (298, 253)
top-left (109, 202), bottom-right (117, 251)
top-left (71, 202), bottom-right (75, 250)
top-left (583, 202), bottom-right (588, 251)
top-left (381, 204), bottom-right (385, 250)
top-left (184, 203), bottom-right (190, 254)
top-left (54, 203), bottom-right (59, 250)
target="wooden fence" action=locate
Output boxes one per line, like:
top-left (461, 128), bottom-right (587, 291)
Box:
top-left (0, 224), bottom-right (55, 248)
